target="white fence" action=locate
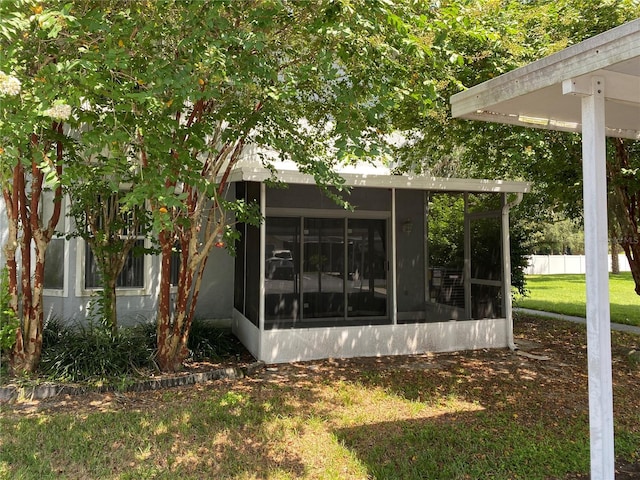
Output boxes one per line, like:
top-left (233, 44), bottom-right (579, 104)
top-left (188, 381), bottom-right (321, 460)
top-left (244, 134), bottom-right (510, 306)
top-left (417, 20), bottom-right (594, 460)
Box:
top-left (525, 254), bottom-right (631, 275)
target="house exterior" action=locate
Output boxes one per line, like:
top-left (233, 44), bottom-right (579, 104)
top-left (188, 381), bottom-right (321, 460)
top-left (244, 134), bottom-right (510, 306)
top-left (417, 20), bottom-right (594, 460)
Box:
top-left (0, 159), bottom-right (529, 364)
top-left (0, 190), bottom-right (234, 327)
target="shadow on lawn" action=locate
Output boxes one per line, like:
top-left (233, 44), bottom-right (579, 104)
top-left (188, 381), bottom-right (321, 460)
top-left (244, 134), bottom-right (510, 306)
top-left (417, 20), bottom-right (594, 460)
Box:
top-left (334, 412), bottom-right (590, 480)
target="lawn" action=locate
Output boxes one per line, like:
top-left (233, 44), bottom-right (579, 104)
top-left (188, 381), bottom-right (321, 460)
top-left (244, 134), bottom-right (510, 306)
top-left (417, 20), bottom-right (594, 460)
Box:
top-left (516, 272), bottom-right (640, 327)
top-left (1, 316), bottom-right (639, 480)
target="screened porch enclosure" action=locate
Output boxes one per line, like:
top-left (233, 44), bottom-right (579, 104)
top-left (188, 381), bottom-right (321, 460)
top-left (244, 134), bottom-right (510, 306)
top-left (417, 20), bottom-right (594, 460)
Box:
top-left (230, 170), bottom-right (528, 363)
top-left (234, 180), bottom-right (516, 328)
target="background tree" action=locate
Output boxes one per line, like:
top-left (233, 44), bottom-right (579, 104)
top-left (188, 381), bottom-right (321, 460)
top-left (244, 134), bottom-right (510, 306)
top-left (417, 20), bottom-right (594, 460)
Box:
top-left (391, 0), bottom-right (640, 294)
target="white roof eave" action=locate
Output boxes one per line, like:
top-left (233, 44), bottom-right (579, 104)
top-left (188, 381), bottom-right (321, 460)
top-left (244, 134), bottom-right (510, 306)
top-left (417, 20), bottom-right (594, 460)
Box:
top-left (450, 19), bottom-right (640, 140)
top-left (228, 165), bottom-right (531, 194)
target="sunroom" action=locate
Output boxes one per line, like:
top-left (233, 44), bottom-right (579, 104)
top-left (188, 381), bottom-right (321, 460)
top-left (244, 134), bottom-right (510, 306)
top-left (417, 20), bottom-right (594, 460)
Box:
top-left (230, 162), bottom-right (530, 364)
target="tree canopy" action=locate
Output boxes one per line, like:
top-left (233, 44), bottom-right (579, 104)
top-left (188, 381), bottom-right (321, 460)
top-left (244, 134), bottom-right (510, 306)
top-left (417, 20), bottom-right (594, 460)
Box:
top-left (1, 0), bottom-right (436, 371)
top-left (1, 0), bottom-right (638, 373)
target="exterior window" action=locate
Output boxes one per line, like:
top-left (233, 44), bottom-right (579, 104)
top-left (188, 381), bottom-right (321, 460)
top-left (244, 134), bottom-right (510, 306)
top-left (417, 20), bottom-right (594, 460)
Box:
top-left (82, 193), bottom-right (146, 290)
top-left (346, 219), bottom-right (387, 318)
top-left (42, 189), bottom-right (66, 292)
top-left (84, 240), bottom-right (145, 289)
top-left (44, 240), bottom-right (65, 290)
top-left (169, 244), bottom-right (181, 286)
top-left (265, 217), bottom-right (300, 322)
top-left (303, 218), bottom-right (345, 319)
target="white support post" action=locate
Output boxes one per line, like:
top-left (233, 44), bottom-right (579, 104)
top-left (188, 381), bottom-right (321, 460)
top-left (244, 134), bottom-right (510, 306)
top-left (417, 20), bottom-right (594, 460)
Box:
top-left (391, 188), bottom-right (398, 324)
top-left (463, 193), bottom-right (471, 318)
top-left (581, 76), bottom-right (615, 479)
top-left (258, 183), bottom-right (266, 359)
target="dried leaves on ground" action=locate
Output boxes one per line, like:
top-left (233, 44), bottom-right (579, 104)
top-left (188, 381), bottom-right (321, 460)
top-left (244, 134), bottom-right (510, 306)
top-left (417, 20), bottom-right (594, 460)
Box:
top-left (2, 316), bottom-right (639, 479)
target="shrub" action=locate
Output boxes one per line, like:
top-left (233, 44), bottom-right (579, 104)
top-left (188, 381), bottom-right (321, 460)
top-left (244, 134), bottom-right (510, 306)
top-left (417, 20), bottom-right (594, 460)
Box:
top-left (187, 320), bottom-right (242, 361)
top-left (38, 318), bottom-right (243, 382)
top-left (40, 321), bottom-right (156, 382)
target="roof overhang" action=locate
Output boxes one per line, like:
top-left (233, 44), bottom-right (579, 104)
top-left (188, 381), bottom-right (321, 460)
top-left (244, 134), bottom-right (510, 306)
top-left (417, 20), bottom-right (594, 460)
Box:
top-left (228, 164), bottom-right (531, 194)
top-left (451, 19), bottom-right (640, 139)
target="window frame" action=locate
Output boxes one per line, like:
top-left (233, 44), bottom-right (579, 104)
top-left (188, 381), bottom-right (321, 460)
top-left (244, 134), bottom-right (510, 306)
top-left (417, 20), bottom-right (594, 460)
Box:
top-left (75, 195), bottom-right (152, 297)
top-left (264, 207), bottom-right (391, 328)
top-left (42, 193), bottom-right (70, 298)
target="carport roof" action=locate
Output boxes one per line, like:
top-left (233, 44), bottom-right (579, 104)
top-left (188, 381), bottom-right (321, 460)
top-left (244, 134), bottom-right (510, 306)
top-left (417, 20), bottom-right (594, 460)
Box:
top-left (451, 19), bottom-right (640, 140)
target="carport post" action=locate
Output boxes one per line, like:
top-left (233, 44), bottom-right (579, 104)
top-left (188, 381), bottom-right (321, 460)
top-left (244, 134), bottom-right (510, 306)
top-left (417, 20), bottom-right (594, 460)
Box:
top-left (578, 76), bottom-right (615, 479)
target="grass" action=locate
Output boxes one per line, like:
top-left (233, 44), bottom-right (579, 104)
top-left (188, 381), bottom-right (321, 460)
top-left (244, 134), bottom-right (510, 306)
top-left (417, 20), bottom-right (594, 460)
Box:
top-left (1, 316), bottom-right (639, 480)
top-left (516, 272), bottom-right (640, 327)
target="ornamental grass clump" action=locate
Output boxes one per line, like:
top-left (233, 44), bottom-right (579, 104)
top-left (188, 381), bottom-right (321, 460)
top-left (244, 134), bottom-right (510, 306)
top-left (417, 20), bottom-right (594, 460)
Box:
top-left (187, 320), bottom-right (242, 361)
top-left (39, 320), bottom-right (156, 383)
top-left (36, 318), bottom-right (243, 383)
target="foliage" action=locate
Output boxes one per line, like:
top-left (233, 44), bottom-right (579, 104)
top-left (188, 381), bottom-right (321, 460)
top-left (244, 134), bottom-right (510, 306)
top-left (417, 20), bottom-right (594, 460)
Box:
top-left (2, 0), bottom-right (434, 372)
top-left (39, 320), bottom-right (156, 382)
top-left (129, 319), bottom-right (242, 362)
top-left (0, 0), bottom-right (76, 372)
top-left (0, 268), bottom-right (19, 353)
top-left (427, 193), bottom-right (465, 269)
top-left (530, 217), bottom-right (585, 255)
top-left (390, 0), bottom-right (640, 294)
top-left (36, 318), bottom-right (243, 382)
top-left (187, 322), bottom-right (242, 361)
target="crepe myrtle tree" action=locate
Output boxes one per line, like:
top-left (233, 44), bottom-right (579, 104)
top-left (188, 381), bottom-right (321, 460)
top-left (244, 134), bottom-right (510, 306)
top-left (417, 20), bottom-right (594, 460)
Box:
top-left (64, 163), bottom-right (151, 336)
top-left (2, 0), bottom-right (432, 372)
top-left (113, 0), bottom-right (431, 372)
top-left (0, 3), bottom-right (78, 373)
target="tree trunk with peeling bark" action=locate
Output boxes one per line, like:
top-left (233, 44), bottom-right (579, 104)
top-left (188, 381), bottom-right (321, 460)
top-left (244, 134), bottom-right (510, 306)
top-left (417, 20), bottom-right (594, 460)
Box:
top-left (4, 130), bottom-right (63, 373)
top-left (153, 133), bottom-right (247, 372)
top-left (156, 221), bottom-right (214, 372)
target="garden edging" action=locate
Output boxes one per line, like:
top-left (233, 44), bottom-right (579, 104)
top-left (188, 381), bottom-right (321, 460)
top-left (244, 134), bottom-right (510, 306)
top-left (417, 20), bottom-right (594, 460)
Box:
top-left (0, 361), bottom-right (266, 403)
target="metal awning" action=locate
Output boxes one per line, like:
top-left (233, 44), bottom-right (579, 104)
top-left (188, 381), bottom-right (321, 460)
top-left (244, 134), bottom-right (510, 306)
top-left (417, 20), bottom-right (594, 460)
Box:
top-left (451, 19), bottom-right (640, 139)
top-left (451, 18), bottom-right (640, 479)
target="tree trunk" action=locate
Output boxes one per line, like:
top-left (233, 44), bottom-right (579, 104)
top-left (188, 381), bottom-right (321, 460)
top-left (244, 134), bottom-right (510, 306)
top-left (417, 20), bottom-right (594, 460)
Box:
top-left (7, 132), bottom-right (63, 374)
top-left (607, 138), bottom-right (640, 295)
top-left (156, 229), bottom-right (199, 372)
top-left (621, 241), bottom-right (640, 296)
top-left (611, 239), bottom-right (620, 274)
top-left (2, 172), bottom-right (19, 315)
top-left (102, 275), bottom-right (119, 337)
